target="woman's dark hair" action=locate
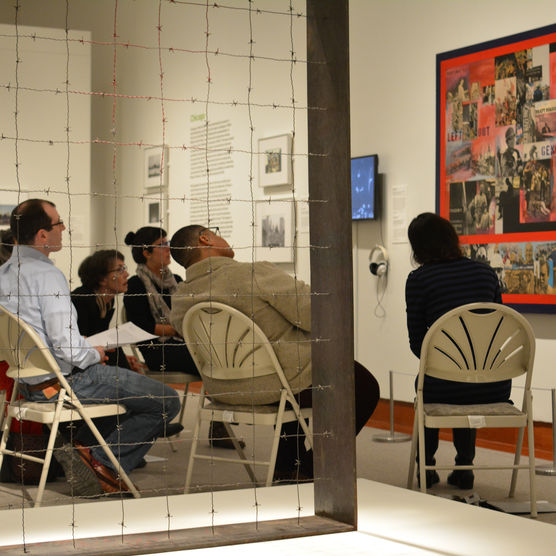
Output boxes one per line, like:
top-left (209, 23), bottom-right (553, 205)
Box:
top-left (78, 250), bottom-right (124, 291)
top-left (0, 229), bottom-right (14, 265)
top-left (408, 212), bottom-right (462, 265)
top-left (124, 226), bottom-right (167, 264)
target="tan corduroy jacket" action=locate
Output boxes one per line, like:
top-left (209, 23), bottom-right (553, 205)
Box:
top-left (170, 257), bottom-right (312, 404)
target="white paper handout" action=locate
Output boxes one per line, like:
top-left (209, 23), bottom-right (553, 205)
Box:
top-left (86, 322), bottom-right (158, 349)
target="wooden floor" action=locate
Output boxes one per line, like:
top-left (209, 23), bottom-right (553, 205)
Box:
top-left (371, 398), bottom-right (556, 460)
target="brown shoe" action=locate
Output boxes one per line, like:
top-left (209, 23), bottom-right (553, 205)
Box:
top-left (74, 443), bottom-right (131, 494)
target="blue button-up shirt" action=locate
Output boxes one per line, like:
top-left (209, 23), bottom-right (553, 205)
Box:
top-left (0, 245), bottom-right (100, 383)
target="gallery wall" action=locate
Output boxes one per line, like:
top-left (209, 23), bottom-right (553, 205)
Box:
top-left (1, 0), bottom-right (555, 420)
top-left (350, 0), bottom-right (556, 420)
top-left (0, 21), bottom-right (91, 285)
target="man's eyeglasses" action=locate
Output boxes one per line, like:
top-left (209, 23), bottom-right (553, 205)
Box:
top-left (47, 219), bottom-right (64, 230)
top-left (200, 226), bottom-right (220, 236)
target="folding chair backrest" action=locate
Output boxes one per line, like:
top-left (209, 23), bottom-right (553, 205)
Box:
top-left (0, 304), bottom-right (60, 380)
top-left (420, 302), bottom-right (535, 388)
top-left (183, 302), bottom-right (286, 385)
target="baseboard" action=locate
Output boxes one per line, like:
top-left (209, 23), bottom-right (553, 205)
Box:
top-left (369, 399), bottom-right (554, 461)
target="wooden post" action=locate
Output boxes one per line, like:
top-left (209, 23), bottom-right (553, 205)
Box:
top-left (307, 0), bottom-right (356, 526)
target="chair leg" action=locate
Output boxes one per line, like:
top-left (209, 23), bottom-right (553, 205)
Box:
top-left (0, 404), bottom-right (14, 474)
top-left (178, 383), bottom-right (190, 431)
top-left (525, 393), bottom-right (537, 517)
top-left (35, 396), bottom-right (66, 507)
top-left (0, 389), bottom-right (7, 433)
top-left (223, 421), bottom-right (257, 485)
top-left (184, 391), bottom-right (204, 493)
top-left (509, 426), bottom-right (524, 498)
top-left (166, 382), bottom-right (192, 453)
top-left (285, 392), bottom-right (313, 451)
top-left (417, 411), bottom-right (427, 493)
top-left (407, 416), bottom-right (418, 489)
top-left (266, 391), bottom-right (288, 487)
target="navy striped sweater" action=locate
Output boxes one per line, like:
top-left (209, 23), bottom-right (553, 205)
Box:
top-left (405, 257), bottom-right (510, 404)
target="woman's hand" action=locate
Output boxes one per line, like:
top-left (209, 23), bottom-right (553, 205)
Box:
top-left (154, 323), bottom-right (179, 337)
top-left (126, 355), bottom-right (146, 373)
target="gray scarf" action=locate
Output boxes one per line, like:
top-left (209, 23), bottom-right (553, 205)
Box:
top-left (135, 263), bottom-right (178, 341)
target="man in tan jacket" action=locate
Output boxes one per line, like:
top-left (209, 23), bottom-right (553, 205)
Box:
top-left (170, 225), bottom-right (379, 482)
top-left (170, 225), bottom-right (311, 406)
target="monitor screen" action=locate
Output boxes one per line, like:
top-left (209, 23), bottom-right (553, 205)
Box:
top-left (351, 154), bottom-right (378, 220)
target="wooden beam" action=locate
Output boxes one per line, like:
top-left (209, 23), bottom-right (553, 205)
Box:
top-left (1, 516), bottom-right (354, 555)
top-left (307, 0), bottom-right (356, 526)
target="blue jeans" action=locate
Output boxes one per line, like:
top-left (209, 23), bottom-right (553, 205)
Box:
top-left (21, 364), bottom-right (180, 473)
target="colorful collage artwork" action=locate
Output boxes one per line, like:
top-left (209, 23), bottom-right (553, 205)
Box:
top-left (438, 25), bottom-right (556, 311)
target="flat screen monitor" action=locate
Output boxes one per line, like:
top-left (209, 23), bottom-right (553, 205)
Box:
top-left (351, 154), bottom-right (378, 220)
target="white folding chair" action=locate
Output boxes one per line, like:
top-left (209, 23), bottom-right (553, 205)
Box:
top-left (0, 305), bottom-right (140, 506)
top-left (121, 306), bottom-right (200, 448)
top-left (406, 302), bottom-right (537, 517)
top-left (182, 302), bottom-right (312, 492)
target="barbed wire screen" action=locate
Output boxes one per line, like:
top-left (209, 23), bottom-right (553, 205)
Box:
top-left (0, 0), bottom-right (356, 552)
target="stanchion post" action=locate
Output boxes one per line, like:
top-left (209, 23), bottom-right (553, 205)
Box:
top-left (536, 388), bottom-right (556, 476)
top-left (373, 370), bottom-right (411, 443)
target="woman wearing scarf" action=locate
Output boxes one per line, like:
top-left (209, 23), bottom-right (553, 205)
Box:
top-left (123, 226), bottom-right (198, 376)
top-left (124, 226), bottom-right (238, 449)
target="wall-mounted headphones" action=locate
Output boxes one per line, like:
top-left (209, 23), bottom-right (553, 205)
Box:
top-left (369, 244), bottom-right (389, 277)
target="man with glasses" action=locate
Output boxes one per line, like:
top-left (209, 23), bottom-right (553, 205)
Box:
top-left (0, 199), bottom-right (180, 496)
top-left (169, 224), bottom-right (379, 483)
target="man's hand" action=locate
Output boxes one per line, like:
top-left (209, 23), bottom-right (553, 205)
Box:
top-left (94, 346), bottom-right (108, 364)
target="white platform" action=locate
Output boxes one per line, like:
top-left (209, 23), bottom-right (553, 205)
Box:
top-left (2, 479), bottom-right (556, 555)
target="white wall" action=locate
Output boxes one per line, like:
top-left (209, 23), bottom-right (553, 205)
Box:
top-left (350, 0), bottom-right (556, 421)
top-left (0, 23), bottom-right (91, 286)
top-left (111, 0), bottom-right (310, 280)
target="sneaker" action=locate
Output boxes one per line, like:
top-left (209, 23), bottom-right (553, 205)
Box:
top-left (417, 469), bottom-right (440, 488)
top-left (447, 469), bottom-right (474, 489)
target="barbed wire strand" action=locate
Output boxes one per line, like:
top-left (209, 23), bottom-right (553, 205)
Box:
top-left (12, 0), bottom-right (27, 550)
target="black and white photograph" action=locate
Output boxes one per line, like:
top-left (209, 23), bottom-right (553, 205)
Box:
top-left (255, 199), bottom-right (294, 262)
top-left (143, 193), bottom-right (167, 227)
top-left (143, 146), bottom-right (168, 189)
top-left (0, 204), bottom-right (15, 229)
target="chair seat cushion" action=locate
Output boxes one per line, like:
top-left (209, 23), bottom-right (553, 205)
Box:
top-left (424, 402), bottom-right (523, 417)
top-left (205, 401), bottom-right (283, 414)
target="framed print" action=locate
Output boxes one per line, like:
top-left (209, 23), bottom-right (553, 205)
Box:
top-left (258, 134), bottom-right (292, 188)
top-left (0, 204), bottom-right (15, 230)
top-left (143, 193), bottom-right (168, 227)
top-left (437, 24), bottom-right (556, 312)
top-left (255, 199), bottom-right (294, 263)
top-left (144, 146), bottom-right (168, 189)
top-left (0, 190), bottom-right (27, 230)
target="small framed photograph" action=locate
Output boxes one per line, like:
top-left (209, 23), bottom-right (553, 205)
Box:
top-left (0, 204), bottom-right (15, 230)
top-left (0, 191), bottom-right (27, 230)
top-left (258, 134), bottom-right (292, 188)
top-left (143, 193), bottom-right (168, 227)
top-left (144, 146), bottom-right (168, 189)
top-left (255, 199), bottom-right (294, 263)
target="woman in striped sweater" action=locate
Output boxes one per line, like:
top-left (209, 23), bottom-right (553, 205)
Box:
top-left (405, 212), bottom-right (510, 489)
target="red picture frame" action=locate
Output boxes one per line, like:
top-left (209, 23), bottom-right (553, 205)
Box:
top-left (437, 24), bottom-right (556, 312)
